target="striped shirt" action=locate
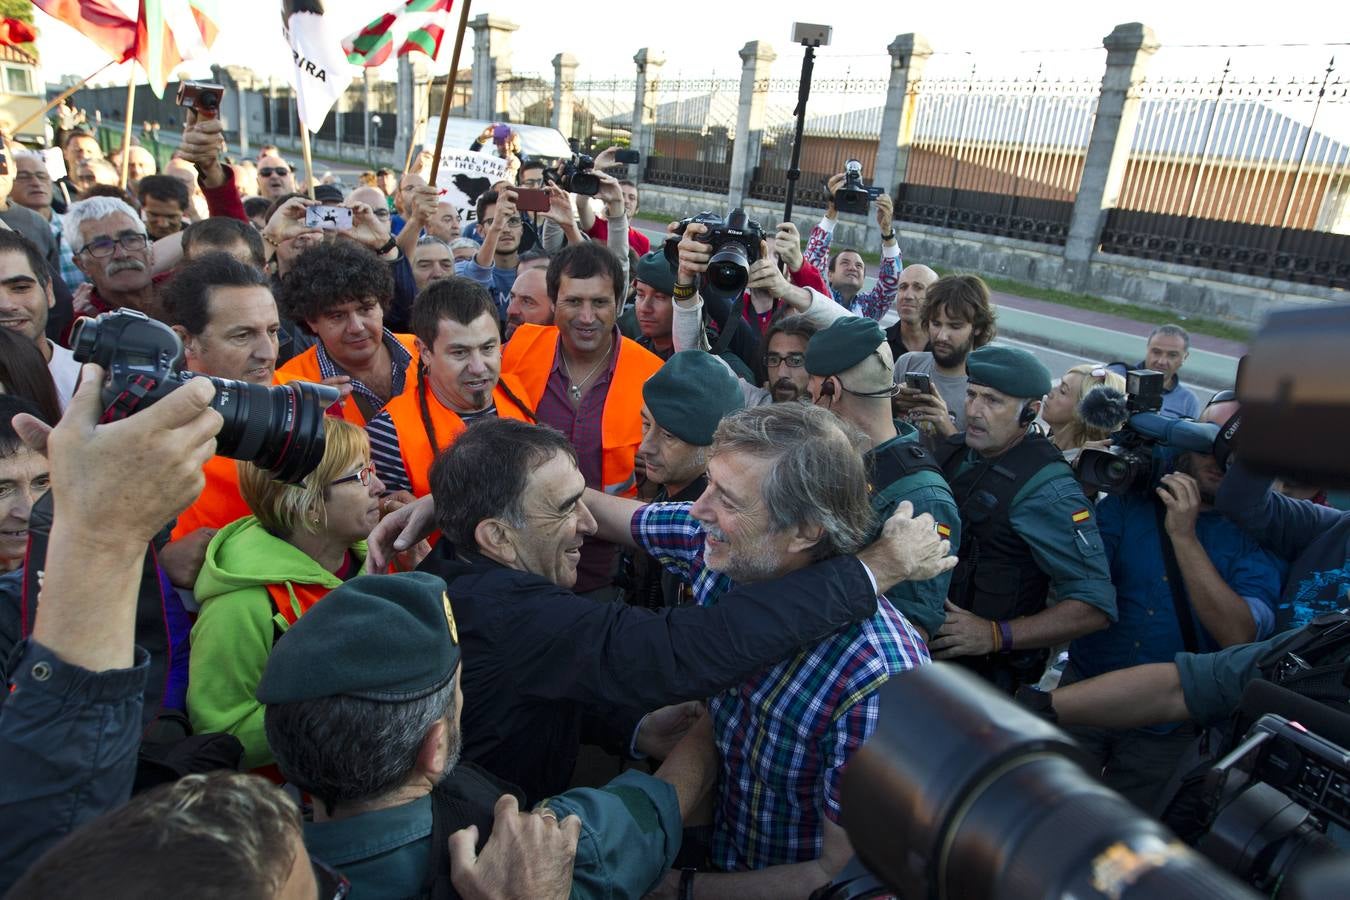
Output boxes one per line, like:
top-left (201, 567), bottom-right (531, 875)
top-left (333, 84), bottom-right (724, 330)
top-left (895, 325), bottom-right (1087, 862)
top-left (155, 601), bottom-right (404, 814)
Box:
top-left (631, 501), bottom-right (928, 870)
top-left (314, 328), bottom-right (414, 418)
top-left (367, 400), bottom-right (497, 496)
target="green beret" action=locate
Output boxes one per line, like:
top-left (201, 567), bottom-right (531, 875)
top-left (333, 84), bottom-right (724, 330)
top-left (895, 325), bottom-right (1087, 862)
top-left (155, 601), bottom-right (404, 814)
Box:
top-left (256, 572), bottom-right (461, 705)
top-left (634, 249), bottom-right (676, 295)
top-left (804, 316), bottom-right (888, 377)
top-left (643, 351), bottom-right (744, 446)
top-left (965, 344), bottom-right (1052, 399)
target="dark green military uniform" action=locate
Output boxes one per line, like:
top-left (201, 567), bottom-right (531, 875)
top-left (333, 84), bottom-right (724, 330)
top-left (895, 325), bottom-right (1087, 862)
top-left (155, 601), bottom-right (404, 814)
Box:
top-left (936, 345), bottom-right (1117, 691)
top-left (256, 572), bottom-right (684, 899)
top-left (866, 421), bottom-right (961, 637)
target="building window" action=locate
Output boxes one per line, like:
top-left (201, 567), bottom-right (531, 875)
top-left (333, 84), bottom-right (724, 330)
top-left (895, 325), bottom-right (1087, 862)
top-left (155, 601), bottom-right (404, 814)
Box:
top-left (4, 66), bottom-right (33, 95)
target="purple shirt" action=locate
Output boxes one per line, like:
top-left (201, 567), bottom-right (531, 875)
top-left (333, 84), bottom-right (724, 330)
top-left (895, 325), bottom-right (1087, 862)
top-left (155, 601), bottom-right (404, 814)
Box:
top-left (535, 328), bottom-right (623, 593)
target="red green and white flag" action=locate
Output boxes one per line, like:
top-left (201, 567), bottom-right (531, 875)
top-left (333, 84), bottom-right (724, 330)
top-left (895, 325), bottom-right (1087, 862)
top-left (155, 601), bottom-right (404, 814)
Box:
top-left (342, 0), bottom-right (453, 67)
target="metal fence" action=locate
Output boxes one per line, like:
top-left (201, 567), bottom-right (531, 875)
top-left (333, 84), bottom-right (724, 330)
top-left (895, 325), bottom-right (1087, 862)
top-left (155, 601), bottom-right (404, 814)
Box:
top-left (565, 77), bottom-right (635, 152)
top-left (643, 76), bottom-right (740, 194)
top-left (748, 62), bottom-right (891, 209)
top-left (1101, 59), bottom-right (1350, 286)
top-left (896, 67), bottom-right (1100, 245)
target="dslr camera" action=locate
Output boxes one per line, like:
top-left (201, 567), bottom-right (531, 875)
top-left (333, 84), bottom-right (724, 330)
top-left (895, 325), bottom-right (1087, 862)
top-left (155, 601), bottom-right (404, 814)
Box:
top-left (72, 309), bottom-right (340, 484)
top-left (175, 80), bottom-right (224, 120)
top-left (833, 159), bottom-right (885, 216)
top-left (1073, 369), bottom-right (1220, 495)
top-left (663, 207), bottom-right (765, 295)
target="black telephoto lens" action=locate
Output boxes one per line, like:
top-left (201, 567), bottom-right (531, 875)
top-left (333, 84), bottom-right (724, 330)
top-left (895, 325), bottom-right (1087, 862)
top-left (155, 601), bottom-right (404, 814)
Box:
top-left (706, 244), bottom-right (750, 293)
top-left (191, 376), bottom-right (340, 484)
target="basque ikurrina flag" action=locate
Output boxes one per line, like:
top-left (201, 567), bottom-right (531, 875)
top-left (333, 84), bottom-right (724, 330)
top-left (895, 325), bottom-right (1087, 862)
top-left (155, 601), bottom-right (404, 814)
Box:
top-left (342, 0), bottom-right (453, 67)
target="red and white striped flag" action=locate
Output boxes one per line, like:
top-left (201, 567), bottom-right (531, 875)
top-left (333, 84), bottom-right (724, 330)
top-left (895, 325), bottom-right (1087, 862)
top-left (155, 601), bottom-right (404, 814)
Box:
top-left (342, 0), bottom-right (453, 67)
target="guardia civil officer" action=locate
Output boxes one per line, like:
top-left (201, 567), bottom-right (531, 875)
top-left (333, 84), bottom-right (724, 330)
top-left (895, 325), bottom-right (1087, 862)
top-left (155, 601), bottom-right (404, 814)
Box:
top-left (930, 344), bottom-right (1117, 691)
top-left (805, 316), bottom-right (961, 640)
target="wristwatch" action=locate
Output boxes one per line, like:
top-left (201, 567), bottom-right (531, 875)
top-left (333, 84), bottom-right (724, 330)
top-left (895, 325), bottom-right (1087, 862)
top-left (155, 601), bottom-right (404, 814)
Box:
top-left (881, 230), bottom-right (896, 242)
top-left (376, 235), bottom-right (398, 255)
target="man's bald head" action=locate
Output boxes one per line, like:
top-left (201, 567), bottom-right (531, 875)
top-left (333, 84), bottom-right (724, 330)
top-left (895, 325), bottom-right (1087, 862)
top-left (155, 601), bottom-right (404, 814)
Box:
top-left (348, 186), bottom-right (387, 211)
top-left (896, 264), bottom-right (940, 325)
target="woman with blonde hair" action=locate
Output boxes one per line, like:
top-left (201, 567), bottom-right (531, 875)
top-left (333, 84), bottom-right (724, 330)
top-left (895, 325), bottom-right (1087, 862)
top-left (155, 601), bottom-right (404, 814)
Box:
top-left (1041, 364), bottom-right (1128, 458)
top-left (186, 417), bottom-right (385, 769)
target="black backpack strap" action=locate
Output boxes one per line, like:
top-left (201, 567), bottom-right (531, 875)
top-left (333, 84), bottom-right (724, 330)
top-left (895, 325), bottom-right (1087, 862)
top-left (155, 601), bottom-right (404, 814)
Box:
top-left (1153, 499), bottom-right (1200, 653)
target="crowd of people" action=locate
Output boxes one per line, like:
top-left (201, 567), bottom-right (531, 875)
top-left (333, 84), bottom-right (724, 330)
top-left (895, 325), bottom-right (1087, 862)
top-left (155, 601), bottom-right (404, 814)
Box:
top-left (0, 107), bottom-right (1347, 900)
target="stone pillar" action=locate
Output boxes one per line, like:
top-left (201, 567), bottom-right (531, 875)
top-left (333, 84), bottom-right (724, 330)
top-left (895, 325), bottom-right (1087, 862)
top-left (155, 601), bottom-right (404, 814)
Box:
top-left (875, 33), bottom-right (933, 195)
top-left (552, 53), bottom-right (578, 137)
top-left (630, 48), bottom-right (665, 165)
top-left (727, 40), bottom-right (776, 206)
top-left (1062, 22), bottom-right (1159, 285)
top-left (396, 55), bottom-right (430, 165)
top-left (470, 15), bottom-right (518, 121)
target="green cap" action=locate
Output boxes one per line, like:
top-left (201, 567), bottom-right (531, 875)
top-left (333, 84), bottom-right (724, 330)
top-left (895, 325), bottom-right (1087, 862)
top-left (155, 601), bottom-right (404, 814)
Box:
top-left (965, 344), bottom-right (1052, 400)
top-left (634, 249), bottom-right (676, 295)
top-left (643, 351), bottom-right (744, 446)
top-left (256, 572), bottom-right (461, 705)
top-left (804, 316), bottom-right (888, 377)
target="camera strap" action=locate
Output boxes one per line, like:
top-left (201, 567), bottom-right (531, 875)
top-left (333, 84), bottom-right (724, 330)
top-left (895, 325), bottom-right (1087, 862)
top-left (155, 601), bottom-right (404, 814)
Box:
top-left (1154, 499), bottom-right (1200, 653)
top-left (712, 293), bottom-right (748, 357)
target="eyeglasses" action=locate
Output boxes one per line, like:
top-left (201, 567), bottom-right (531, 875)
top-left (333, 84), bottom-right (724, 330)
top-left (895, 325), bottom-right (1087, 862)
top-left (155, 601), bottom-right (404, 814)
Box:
top-left (481, 216), bottom-right (522, 229)
top-left (14, 171), bottom-right (51, 183)
top-left (259, 166), bottom-right (291, 177)
top-left (331, 463), bottom-right (376, 488)
top-left (311, 857), bottom-right (351, 900)
top-left (371, 208), bottom-right (390, 220)
top-left (765, 352), bottom-right (805, 368)
top-left (79, 233), bottom-right (150, 258)
top-left (519, 177), bottom-right (545, 188)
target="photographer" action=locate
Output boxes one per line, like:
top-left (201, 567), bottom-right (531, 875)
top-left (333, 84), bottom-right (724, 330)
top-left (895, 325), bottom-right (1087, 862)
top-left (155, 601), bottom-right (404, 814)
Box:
top-left (0, 365), bottom-right (222, 890)
top-left (577, 147), bottom-right (650, 255)
top-left (1058, 396), bottom-right (1283, 810)
top-left (803, 171), bottom-right (900, 320)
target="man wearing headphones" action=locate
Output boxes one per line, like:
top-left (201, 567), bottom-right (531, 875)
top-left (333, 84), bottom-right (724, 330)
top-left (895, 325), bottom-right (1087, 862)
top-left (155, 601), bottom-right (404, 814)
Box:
top-left (929, 345), bottom-right (1117, 693)
top-left (806, 317), bottom-right (961, 642)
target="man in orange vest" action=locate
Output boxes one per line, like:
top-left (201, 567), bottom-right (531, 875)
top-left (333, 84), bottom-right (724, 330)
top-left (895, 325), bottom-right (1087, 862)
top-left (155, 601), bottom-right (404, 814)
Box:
top-left (277, 241), bottom-right (418, 426)
top-left (367, 278), bottom-right (535, 497)
top-left (156, 253), bottom-right (284, 590)
top-left (502, 241), bottom-right (663, 597)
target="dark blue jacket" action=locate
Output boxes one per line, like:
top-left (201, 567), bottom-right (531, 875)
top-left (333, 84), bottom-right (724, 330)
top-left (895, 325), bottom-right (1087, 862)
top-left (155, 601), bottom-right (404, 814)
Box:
top-left (418, 544), bottom-right (879, 802)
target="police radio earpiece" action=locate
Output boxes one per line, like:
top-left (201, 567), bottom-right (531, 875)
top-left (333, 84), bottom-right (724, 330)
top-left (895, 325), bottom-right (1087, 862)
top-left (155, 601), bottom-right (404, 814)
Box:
top-left (819, 380), bottom-right (836, 400)
top-left (1018, 402), bottom-right (1038, 427)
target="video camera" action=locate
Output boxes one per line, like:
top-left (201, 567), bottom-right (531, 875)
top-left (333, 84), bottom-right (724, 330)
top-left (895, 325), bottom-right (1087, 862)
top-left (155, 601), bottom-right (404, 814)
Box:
top-left (1072, 369), bottom-right (1221, 495)
top-left (545, 138), bottom-right (600, 196)
top-left (72, 309), bottom-right (339, 484)
top-left (833, 158), bottom-right (885, 216)
top-left (663, 207), bottom-right (766, 296)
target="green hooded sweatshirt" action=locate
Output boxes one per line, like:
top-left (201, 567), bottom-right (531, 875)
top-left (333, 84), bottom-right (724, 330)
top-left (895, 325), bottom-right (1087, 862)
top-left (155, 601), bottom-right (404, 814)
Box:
top-left (187, 516), bottom-right (366, 770)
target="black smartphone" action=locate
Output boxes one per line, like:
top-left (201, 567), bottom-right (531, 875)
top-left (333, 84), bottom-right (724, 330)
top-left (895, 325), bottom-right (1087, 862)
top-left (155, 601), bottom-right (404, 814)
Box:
top-left (614, 149), bottom-right (641, 164)
top-left (904, 372), bottom-right (933, 394)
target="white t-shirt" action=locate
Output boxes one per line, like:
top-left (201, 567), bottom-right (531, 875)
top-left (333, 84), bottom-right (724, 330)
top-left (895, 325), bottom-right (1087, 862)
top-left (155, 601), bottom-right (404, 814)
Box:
top-left (47, 340), bottom-right (80, 410)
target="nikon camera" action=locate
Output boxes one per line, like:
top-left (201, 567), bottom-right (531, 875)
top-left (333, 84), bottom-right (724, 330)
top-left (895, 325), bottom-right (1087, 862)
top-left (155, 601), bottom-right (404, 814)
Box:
top-left (72, 309), bottom-right (340, 484)
top-left (663, 207), bottom-right (766, 295)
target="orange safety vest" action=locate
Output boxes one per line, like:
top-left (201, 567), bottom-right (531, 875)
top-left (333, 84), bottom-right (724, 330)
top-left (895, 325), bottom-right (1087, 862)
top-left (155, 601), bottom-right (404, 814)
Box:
top-left (502, 324), bottom-right (663, 497)
top-left (265, 581), bottom-right (336, 629)
top-left (171, 454), bottom-right (249, 541)
top-left (380, 372), bottom-right (536, 497)
top-left (276, 333), bottom-right (420, 425)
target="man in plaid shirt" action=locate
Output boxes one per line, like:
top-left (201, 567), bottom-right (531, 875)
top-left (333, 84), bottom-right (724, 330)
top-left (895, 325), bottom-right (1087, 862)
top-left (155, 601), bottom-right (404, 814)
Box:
top-left (587, 404), bottom-right (947, 896)
top-left (804, 171), bottom-right (901, 321)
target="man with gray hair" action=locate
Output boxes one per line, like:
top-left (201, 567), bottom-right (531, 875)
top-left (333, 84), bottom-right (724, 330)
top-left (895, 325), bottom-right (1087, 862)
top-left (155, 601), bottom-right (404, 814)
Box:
top-left (584, 403), bottom-right (947, 896)
top-left (1144, 323), bottom-right (1200, 419)
top-left (63, 196), bottom-right (157, 324)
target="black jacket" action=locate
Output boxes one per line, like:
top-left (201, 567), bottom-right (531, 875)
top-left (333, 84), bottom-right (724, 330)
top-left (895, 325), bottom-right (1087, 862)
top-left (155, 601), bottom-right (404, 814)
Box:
top-left (419, 545), bottom-right (878, 801)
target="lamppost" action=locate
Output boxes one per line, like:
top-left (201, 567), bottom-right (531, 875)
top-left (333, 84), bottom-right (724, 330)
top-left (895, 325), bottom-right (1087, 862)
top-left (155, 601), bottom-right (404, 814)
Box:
top-left (369, 114), bottom-right (383, 167)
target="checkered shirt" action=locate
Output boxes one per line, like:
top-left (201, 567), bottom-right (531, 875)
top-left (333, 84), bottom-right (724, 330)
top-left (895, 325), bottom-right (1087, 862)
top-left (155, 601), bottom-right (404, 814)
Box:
top-left (314, 328), bottom-right (413, 413)
top-left (803, 223), bottom-right (900, 321)
top-left (631, 501), bottom-right (929, 870)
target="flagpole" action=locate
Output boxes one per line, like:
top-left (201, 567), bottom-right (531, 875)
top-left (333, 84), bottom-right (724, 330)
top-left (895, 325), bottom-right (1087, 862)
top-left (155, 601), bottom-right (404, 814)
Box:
top-left (12, 60), bottom-right (117, 137)
top-left (299, 123), bottom-right (317, 200)
top-left (117, 70), bottom-right (136, 189)
top-left (428, 0), bottom-right (474, 187)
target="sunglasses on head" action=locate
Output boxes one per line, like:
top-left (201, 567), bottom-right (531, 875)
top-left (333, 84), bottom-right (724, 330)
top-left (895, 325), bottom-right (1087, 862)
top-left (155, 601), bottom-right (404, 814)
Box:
top-left (260, 166), bottom-right (290, 177)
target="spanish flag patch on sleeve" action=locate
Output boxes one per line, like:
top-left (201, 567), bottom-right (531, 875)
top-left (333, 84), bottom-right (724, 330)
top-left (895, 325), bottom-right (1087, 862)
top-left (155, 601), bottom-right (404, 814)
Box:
top-left (1071, 508), bottom-right (1091, 524)
top-left (937, 522), bottom-right (952, 538)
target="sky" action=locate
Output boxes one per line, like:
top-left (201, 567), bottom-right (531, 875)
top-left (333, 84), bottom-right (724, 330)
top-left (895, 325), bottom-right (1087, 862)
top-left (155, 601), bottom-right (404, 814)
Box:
top-left (28, 0), bottom-right (1350, 91)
